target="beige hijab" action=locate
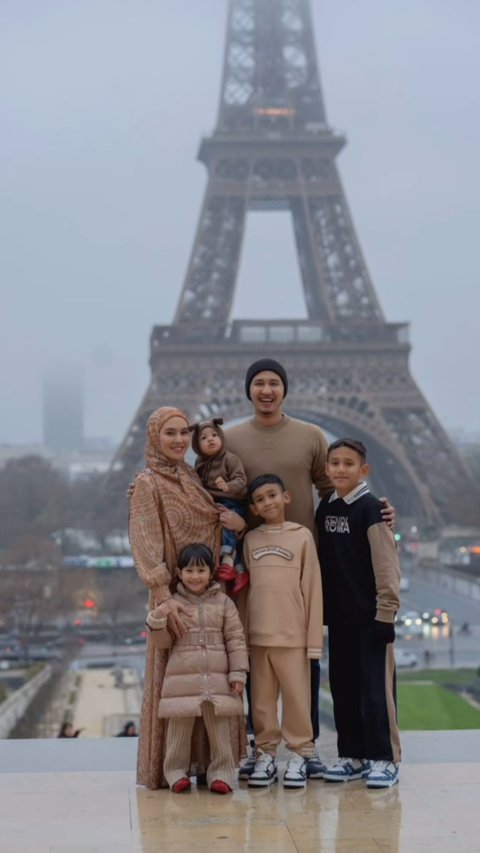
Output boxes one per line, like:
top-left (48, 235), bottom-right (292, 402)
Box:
top-left (144, 406), bottom-right (219, 531)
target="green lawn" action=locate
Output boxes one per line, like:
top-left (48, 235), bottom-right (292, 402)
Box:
top-left (398, 683), bottom-right (480, 730)
top-left (397, 668), bottom-right (478, 687)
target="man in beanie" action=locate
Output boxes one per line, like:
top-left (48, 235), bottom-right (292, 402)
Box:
top-left (225, 358), bottom-right (395, 780)
top-left (225, 358), bottom-right (329, 779)
top-left (228, 358), bottom-right (330, 536)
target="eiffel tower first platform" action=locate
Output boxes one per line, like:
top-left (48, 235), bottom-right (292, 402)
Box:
top-left (106, 0), bottom-right (479, 526)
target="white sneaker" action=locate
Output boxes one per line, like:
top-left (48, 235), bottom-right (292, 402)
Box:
top-left (283, 753), bottom-right (308, 789)
top-left (366, 760), bottom-right (399, 788)
top-left (324, 757), bottom-right (371, 782)
top-left (248, 751), bottom-right (278, 788)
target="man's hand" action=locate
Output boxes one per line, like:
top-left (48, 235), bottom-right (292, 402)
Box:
top-left (214, 476), bottom-right (229, 493)
top-left (380, 497), bottom-right (396, 530)
top-left (230, 681), bottom-right (244, 695)
top-left (157, 599), bottom-right (194, 639)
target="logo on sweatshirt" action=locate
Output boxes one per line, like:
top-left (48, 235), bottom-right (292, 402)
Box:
top-left (325, 515), bottom-right (350, 534)
top-left (251, 545), bottom-right (294, 561)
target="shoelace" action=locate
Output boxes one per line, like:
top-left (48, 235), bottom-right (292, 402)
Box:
top-left (333, 757), bottom-right (353, 768)
top-left (256, 753), bottom-right (274, 768)
top-left (287, 754), bottom-right (306, 767)
top-left (370, 760), bottom-right (395, 773)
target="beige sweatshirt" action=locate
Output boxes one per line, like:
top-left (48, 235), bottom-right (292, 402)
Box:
top-left (225, 414), bottom-right (331, 536)
top-left (243, 522), bottom-right (323, 658)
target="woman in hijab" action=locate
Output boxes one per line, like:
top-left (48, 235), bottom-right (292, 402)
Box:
top-left (129, 407), bottom-right (246, 789)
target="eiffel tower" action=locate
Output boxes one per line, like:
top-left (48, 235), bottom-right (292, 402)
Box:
top-left (107, 0), bottom-right (479, 526)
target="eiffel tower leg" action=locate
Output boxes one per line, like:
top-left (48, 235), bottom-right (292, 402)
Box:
top-left (287, 355), bottom-right (480, 526)
top-left (174, 184), bottom-right (247, 327)
top-left (103, 183), bottom-right (248, 500)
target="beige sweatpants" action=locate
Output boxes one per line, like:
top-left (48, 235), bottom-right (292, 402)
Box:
top-left (163, 701), bottom-right (236, 789)
top-left (250, 646), bottom-right (314, 758)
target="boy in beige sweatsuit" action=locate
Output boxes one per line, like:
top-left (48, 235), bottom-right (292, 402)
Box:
top-left (242, 474), bottom-right (323, 789)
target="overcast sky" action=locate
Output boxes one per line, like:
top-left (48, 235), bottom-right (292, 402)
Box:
top-left (1, 0), bottom-right (479, 445)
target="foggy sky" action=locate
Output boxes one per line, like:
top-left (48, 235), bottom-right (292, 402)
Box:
top-left (1, 0), bottom-right (479, 445)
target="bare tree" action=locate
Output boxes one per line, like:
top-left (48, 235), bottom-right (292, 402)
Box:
top-left (0, 536), bottom-right (62, 660)
top-left (0, 456), bottom-right (70, 549)
top-left (95, 569), bottom-right (146, 642)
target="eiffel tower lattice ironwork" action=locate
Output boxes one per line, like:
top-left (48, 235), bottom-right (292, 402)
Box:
top-left (107, 0), bottom-right (479, 525)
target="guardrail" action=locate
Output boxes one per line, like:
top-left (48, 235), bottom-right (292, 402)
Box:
top-left (0, 665), bottom-right (52, 739)
top-left (418, 561), bottom-right (480, 603)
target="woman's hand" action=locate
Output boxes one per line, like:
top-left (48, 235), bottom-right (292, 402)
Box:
top-left (230, 682), bottom-right (244, 695)
top-left (217, 506), bottom-right (247, 534)
top-left (380, 497), bottom-right (396, 530)
top-left (158, 598), bottom-right (194, 638)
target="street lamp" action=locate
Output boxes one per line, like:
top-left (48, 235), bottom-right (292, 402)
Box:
top-left (448, 617), bottom-right (455, 668)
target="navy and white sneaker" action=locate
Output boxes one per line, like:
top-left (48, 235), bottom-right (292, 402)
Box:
top-left (306, 750), bottom-right (327, 779)
top-left (238, 753), bottom-right (256, 780)
top-left (238, 738), bottom-right (256, 780)
top-left (247, 751), bottom-right (278, 788)
top-left (324, 757), bottom-right (371, 782)
top-left (283, 753), bottom-right (308, 789)
top-left (366, 761), bottom-right (399, 788)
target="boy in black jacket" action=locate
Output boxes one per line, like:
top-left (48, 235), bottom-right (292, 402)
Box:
top-left (316, 438), bottom-right (401, 788)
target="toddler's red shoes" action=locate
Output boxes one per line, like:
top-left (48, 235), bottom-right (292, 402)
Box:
top-left (217, 563), bottom-right (237, 583)
top-left (171, 777), bottom-right (191, 793)
top-left (232, 569), bottom-right (250, 597)
top-left (218, 552), bottom-right (236, 582)
top-left (210, 780), bottom-right (233, 795)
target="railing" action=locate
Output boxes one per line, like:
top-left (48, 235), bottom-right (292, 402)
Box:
top-left (151, 320), bottom-right (409, 349)
top-left (0, 665), bottom-right (52, 739)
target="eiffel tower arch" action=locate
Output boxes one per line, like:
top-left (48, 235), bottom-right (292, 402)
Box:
top-left (106, 0), bottom-right (479, 526)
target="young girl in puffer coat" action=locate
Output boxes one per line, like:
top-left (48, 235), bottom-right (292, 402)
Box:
top-left (146, 543), bottom-right (248, 794)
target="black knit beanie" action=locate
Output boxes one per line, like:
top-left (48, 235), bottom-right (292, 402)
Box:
top-left (245, 359), bottom-right (288, 400)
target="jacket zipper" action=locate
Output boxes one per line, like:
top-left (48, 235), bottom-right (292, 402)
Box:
top-left (198, 599), bottom-right (212, 701)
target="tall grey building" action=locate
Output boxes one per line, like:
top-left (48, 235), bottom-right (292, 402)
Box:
top-left (42, 367), bottom-right (84, 452)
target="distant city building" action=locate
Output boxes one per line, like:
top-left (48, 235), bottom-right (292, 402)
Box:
top-left (43, 367), bottom-right (84, 452)
top-left (0, 443), bottom-right (114, 480)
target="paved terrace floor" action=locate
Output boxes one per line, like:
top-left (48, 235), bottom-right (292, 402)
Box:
top-left (1, 730), bottom-right (480, 852)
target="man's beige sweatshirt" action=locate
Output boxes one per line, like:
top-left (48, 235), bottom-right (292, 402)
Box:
top-left (225, 414), bottom-right (331, 536)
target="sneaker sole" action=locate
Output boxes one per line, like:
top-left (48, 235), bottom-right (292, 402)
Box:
top-left (283, 779), bottom-right (307, 789)
top-left (307, 771), bottom-right (326, 779)
top-left (248, 775), bottom-right (278, 788)
top-left (366, 777), bottom-right (399, 789)
top-left (324, 770), bottom-right (369, 783)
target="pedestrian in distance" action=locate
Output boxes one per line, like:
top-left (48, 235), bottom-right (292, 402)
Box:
top-left (58, 722), bottom-right (83, 738)
top-left (116, 721), bottom-right (138, 737)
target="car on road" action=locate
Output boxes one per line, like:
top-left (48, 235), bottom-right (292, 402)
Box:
top-left (396, 610), bottom-right (423, 636)
top-left (395, 648), bottom-right (418, 668)
top-left (421, 609), bottom-right (449, 626)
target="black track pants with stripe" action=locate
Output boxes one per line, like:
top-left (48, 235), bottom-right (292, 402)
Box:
top-left (328, 622), bottom-right (401, 762)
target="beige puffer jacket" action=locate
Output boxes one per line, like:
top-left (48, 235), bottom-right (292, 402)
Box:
top-left (146, 582), bottom-right (248, 719)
